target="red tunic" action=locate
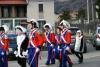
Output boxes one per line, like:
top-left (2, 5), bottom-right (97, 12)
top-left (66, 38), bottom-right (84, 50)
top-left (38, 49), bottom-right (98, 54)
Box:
top-left (1, 35), bottom-right (9, 51)
top-left (61, 30), bottom-right (71, 45)
top-left (29, 30), bottom-right (43, 48)
top-left (43, 31), bottom-right (56, 46)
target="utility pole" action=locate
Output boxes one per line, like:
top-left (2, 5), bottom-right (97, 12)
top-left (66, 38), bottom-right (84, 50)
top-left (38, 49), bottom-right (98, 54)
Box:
top-left (91, 0), bottom-right (94, 22)
top-left (96, 5), bottom-right (99, 19)
top-left (87, 0), bottom-right (90, 24)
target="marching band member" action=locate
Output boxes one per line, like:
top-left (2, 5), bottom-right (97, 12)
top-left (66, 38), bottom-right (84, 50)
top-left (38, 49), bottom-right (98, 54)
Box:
top-left (55, 26), bottom-right (62, 67)
top-left (27, 19), bottom-right (43, 67)
top-left (14, 26), bottom-right (29, 67)
top-left (0, 25), bottom-right (9, 67)
top-left (59, 20), bottom-right (72, 67)
top-left (43, 23), bottom-right (56, 65)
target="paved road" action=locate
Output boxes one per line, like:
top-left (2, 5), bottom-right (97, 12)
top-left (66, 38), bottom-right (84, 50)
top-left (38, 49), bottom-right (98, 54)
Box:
top-left (8, 41), bottom-right (100, 67)
top-left (8, 50), bottom-right (100, 67)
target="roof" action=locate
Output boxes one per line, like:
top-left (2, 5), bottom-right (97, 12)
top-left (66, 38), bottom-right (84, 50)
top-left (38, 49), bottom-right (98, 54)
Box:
top-left (0, 0), bottom-right (27, 5)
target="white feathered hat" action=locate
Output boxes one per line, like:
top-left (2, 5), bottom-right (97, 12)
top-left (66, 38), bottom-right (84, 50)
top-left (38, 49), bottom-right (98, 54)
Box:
top-left (77, 30), bottom-right (82, 34)
top-left (2, 25), bottom-right (9, 33)
top-left (15, 26), bottom-right (26, 33)
top-left (29, 19), bottom-right (39, 28)
top-left (59, 20), bottom-right (70, 28)
top-left (43, 23), bottom-right (52, 30)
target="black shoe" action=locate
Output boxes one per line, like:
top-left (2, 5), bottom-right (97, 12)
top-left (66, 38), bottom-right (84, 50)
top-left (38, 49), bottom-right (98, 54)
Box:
top-left (69, 63), bottom-right (72, 67)
top-left (51, 63), bottom-right (55, 64)
top-left (59, 65), bottom-right (62, 67)
top-left (78, 60), bottom-right (83, 64)
top-left (78, 62), bottom-right (82, 64)
top-left (46, 63), bottom-right (50, 65)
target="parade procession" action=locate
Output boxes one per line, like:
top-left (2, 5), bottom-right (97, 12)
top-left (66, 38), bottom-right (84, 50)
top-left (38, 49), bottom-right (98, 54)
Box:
top-left (0, 0), bottom-right (100, 67)
top-left (0, 18), bottom-right (86, 67)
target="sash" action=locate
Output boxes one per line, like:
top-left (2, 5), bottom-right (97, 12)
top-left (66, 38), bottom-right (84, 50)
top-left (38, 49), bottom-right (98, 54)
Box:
top-left (29, 29), bottom-right (37, 48)
top-left (0, 34), bottom-right (5, 47)
top-left (55, 35), bottom-right (61, 44)
top-left (61, 29), bottom-right (68, 44)
top-left (45, 32), bottom-right (52, 44)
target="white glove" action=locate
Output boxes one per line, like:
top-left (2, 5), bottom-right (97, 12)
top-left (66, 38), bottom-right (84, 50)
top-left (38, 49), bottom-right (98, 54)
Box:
top-left (36, 48), bottom-right (40, 53)
top-left (14, 51), bottom-right (17, 55)
top-left (59, 49), bottom-right (62, 51)
top-left (65, 46), bottom-right (70, 51)
top-left (19, 54), bottom-right (25, 58)
top-left (65, 46), bottom-right (71, 53)
top-left (22, 50), bottom-right (28, 56)
top-left (14, 51), bottom-right (18, 57)
top-left (57, 46), bottom-right (60, 50)
top-left (15, 53), bottom-right (19, 57)
top-left (53, 49), bottom-right (55, 52)
top-left (1, 52), bottom-right (4, 56)
top-left (50, 44), bottom-right (54, 47)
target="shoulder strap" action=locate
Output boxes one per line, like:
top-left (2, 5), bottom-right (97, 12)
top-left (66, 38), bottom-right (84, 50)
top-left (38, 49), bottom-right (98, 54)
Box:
top-left (55, 34), bottom-right (61, 43)
top-left (29, 29), bottom-right (37, 38)
top-left (0, 34), bottom-right (5, 46)
top-left (61, 30), bottom-right (67, 43)
top-left (29, 29), bottom-right (37, 48)
top-left (45, 32), bottom-right (51, 44)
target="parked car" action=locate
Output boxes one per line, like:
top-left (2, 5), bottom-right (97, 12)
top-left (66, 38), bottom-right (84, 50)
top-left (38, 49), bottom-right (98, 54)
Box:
top-left (92, 27), bottom-right (100, 50)
top-left (8, 34), bottom-right (17, 60)
top-left (69, 27), bottom-right (87, 53)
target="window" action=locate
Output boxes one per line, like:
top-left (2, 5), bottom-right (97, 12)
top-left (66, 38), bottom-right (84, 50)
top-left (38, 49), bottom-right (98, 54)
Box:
top-left (98, 29), bottom-right (100, 34)
top-left (37, 20), bottom-right (46, 34)
top-left (38, 4), bottom-right (43, 13)
top-left (38, 4), bottom-right (44, 19)
top-left (1, 20), bottom-right (13, 30)
top-left (4, 7), bottom-right (8, 17)
top-left (37, 20), bottom-right (46, 28)
top-left (16, 6), bottom-right (27, 17)
top-left (1, 6), bottom-right (11, 18)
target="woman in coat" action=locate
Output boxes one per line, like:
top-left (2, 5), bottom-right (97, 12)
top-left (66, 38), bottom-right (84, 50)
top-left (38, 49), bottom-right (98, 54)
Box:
top-left (74, 30), bottom-right (84, 64)
top-left (14, 26), bottom-right (29, 67)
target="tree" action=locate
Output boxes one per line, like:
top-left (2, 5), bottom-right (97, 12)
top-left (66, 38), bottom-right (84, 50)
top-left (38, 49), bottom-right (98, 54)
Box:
top-left (77, 9), bottom-right (86, 20)
top-left (59, 10), bottom-right (71, 21)
top-left (95, 0), bottom-right (100, 19)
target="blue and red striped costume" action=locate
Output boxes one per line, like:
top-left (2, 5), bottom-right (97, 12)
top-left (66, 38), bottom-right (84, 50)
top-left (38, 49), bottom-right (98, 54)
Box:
top-left (55, 34), bottom-right (62, 66)
top-left (28, 29), bottom-right (43, 67)
top-left (0, 34), bottom-right (9, 67)
top-left (60, 29), bottom-right (72, 67)
top-left (44, 31), bottom-right (56, 65)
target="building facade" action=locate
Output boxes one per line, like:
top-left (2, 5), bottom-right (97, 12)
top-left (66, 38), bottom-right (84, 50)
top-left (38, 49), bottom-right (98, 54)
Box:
top-left (27, 0), bottom-right (55, 29)
top-left (0, 0), bottom-right (55, 32)
top-left (0, 0), bottom-right (27, 32)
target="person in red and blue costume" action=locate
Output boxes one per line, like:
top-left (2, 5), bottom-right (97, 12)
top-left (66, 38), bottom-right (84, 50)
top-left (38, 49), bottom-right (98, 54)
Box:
top-left (55, 26), bottom-right (62, 67)
top-left (27, 19), bottom-right (43, 67)
top-left (0, 25), bottom-right (9, 67)
top-left (43, 23), bottom-right (56, 65)
top-left (59, 20), bottom-right (73, 67)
